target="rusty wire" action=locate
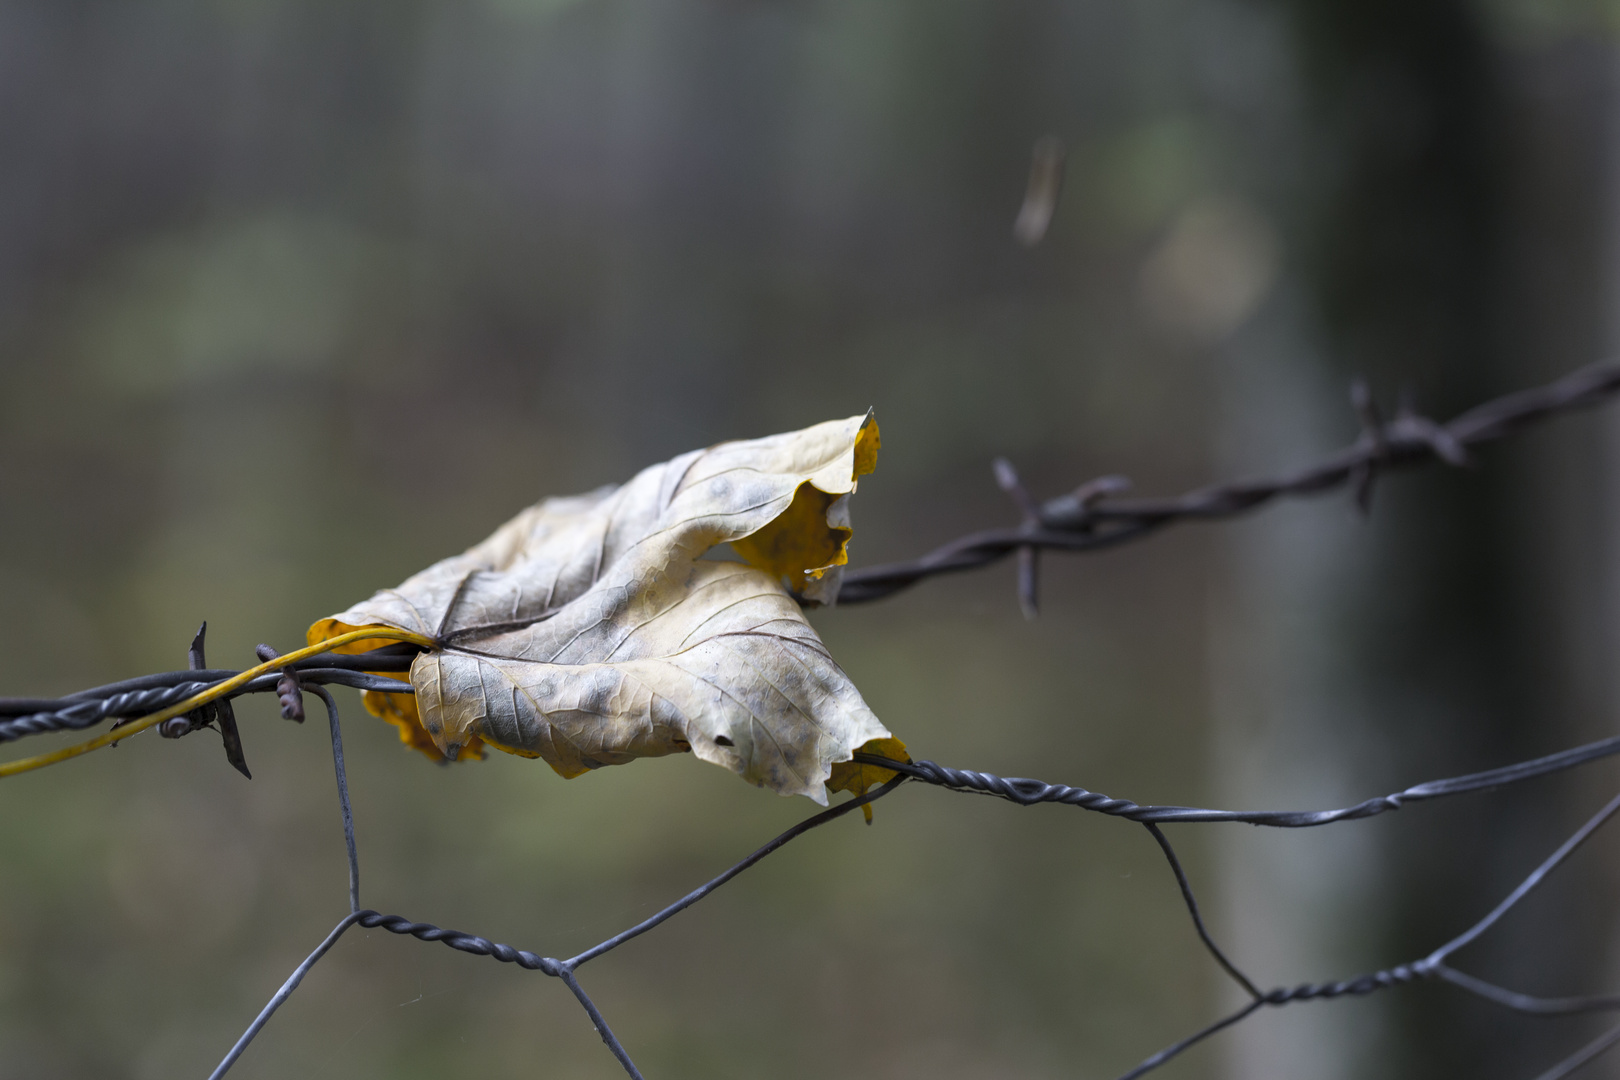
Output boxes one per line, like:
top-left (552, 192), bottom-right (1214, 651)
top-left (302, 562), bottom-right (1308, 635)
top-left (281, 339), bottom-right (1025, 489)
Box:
top-left (6, 362), bottom-right (1620, 1077)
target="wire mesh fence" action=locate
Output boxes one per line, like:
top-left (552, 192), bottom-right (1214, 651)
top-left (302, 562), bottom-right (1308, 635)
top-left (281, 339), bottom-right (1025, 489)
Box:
top-left (6, 362), bottom-right (1620, 1079)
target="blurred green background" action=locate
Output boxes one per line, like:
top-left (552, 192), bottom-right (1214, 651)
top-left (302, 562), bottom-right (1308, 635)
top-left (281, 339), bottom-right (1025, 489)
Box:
top-left (4, 1), bottom-right (1620, 1077)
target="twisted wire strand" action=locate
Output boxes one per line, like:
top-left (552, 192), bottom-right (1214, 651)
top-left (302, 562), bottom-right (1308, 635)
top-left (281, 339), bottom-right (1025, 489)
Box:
top-left (0, 668), bottom-right (411, 743)
top-left (0, 645), bottom-right (419, 718)
top-left (351, 911), bottom-right (560, 972)
top-left (212, 682), bottom-right (645, 1080)
top-left (227, 905), bottom-right (646, 1077)
top-left (211, 762), bottom-right (907, 1078)
top-left (858, 734), bottom-right (1620, 825)
top-left (0, 682), bottom-right (212, 741)
top-left (1123, 789), bottom-right (1620, 1077)
top-left (838, 362), bottom-right (1620, 604)
top-left (1121, 961), bottom-right (1620, 1080)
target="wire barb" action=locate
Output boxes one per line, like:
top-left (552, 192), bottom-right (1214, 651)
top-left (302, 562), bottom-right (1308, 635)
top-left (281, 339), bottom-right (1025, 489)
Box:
top-left (196, 623), bottom-right (251, 777)
top-left (255, 643), bottom-right (305, 723)
top-left (993, 456), bottom-right (1043, 618)
top-left (1349, 376), bottom-right (1385, 513)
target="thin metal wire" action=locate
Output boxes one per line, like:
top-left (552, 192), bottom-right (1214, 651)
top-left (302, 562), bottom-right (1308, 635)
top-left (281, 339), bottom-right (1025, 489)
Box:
top-left (565, 776), bottom-right (904, 969)
top-left (1434, 967), bottom-right (1620, 1016)
top-left (1113, 999), bottom-right (1265, 1080)
top-left (205, 911), bottom-right (365, 1080)
top-left (205, 677), bottom-right (375, 1079)
top-left (1142, 823), bottom-right (1262, 999)
top-left (1532, 1021), bottom-right (1620, 1080)
top-left (309, 686), bottom-right (359, 913)
top-left (558, 970), bottom-right (646, 1080)
top-left (1427, 790), bottom-right (1620, 964)
top-left (854, 737), bottom-right (1620, 825)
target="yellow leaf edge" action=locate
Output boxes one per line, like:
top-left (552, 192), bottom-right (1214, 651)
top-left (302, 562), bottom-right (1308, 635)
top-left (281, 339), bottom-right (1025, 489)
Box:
top-left (729, 412), bottom-right (879, 594)
top-left (826, 736), bottom-right (911, 823)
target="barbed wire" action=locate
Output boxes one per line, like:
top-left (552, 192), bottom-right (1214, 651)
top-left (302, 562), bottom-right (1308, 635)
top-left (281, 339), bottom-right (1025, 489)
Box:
top-left (837, 360), bottom-right (1620, 607)
top-left (6, 362), bottom-right (1620, 1077)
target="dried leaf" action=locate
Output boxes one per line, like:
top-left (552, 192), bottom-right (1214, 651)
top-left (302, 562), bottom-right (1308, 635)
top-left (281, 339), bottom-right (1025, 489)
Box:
top-left (310, 414), bottom-right (898, 803)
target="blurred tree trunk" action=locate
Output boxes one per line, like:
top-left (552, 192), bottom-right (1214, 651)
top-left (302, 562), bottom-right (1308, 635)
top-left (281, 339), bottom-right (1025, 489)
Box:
top-left (1218, 3), bottom-right (1620, 1077)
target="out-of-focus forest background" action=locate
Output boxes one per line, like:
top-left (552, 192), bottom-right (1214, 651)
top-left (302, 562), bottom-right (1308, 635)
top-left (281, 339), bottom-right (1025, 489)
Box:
top-left (3, 1), bottom-right (1620, 1077)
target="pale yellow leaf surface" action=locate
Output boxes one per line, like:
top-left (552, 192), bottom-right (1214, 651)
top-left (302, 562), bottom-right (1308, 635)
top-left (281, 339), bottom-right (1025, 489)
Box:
top-left (309, 413), bottom-right (906, 803)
